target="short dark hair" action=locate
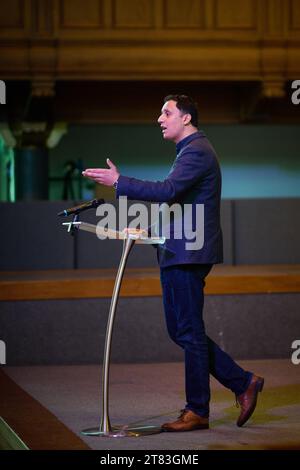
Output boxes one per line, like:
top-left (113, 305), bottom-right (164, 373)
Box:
top-left (164, 94), bottom-right (198, 127)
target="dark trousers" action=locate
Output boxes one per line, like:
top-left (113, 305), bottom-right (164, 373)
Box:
top-left (160, 264), bottom-right (252, 418)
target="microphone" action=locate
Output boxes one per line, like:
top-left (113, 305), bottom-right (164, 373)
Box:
top-left (57, 198), bottom-right (105, 217)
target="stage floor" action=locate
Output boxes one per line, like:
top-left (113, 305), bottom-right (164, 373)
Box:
top-left (1, 359), bottom-right (300, 450)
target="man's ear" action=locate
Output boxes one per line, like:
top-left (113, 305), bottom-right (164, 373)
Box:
top-left (183, 113), bottom-right (192, 126)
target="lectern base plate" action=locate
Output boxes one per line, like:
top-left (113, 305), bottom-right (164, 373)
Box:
top-left (81, 424), bottom-right (162, 437)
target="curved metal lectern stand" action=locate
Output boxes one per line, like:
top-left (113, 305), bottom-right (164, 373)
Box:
top-left (62, 221), bottom-right (165, 437)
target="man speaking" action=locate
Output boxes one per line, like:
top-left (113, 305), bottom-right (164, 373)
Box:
top-left (82, 94), bottom-right (264, 432)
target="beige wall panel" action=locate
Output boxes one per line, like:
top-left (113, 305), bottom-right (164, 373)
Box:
top-left (0, 0), bottom-right (24, 28)
top-left (261, 46), bottom-right (287, 75)
top-left (0, 0), bottom-right (299, 85)
top-left (163, 0), bottom-right (205, 28)
top-left (0, 46), bottom-right (29, 75)
top-left (112, 0), bottom-right (155, 28)
top-left (287, 46), bottom-right (300, 75)
top-left (57, 43), bottom-right (260, 80)
top-left (29, 45), bottom-right (57, 74)
top-left (265, 0), bottom-right (284, 34)
top-left (214, 0), bottom-right (257, 30)
top-left (289, 0), bottom-right (300, 30)
top-left (59, 0), bottom-right (103, 28)
top-left (31, 0), bottom-right (54, 35)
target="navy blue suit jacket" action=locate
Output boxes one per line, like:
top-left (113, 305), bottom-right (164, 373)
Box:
top-left (117, 131), bottom-right (223, 268)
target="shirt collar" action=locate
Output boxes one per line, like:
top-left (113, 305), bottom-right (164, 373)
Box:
top-left (176, 131), bottom-right (202, 154)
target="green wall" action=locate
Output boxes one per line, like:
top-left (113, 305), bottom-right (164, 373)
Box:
top-left (1, 124), bottom-right (298, 201)
top-left (0, 135), bottom-right (14, 201)
top-left (49, 123), bottom-right (300, 200)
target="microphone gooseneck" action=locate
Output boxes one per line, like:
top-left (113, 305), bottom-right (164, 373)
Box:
top-left (57, 198), bottom-right (105, 217)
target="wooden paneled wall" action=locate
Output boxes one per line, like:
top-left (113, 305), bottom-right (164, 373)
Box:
top-left (0, 0), bottom-right (299, 95)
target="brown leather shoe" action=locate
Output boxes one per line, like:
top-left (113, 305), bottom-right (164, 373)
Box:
top-left (161, 409), bottom-right (209, 432)
top-left (236, 374), bottom-right (264, 427)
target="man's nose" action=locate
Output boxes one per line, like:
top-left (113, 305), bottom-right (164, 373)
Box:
top-left (157, 114), bottom-right (163, 124)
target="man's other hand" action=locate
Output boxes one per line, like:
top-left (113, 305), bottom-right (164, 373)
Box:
top-left (82, 158), bottom-right (120, 186)
top-left (122, 228), bottom-right (148, 238)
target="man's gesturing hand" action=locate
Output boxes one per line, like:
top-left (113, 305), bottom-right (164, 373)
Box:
top-left (82, 158), bottom-right (120, 187)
